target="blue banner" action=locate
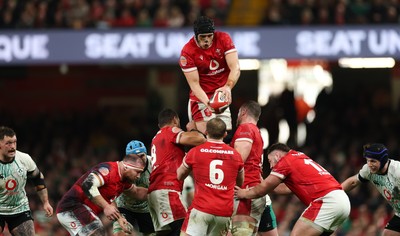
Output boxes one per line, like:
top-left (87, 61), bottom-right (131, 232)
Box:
top-left (0, 25), bottom-right (400, 65)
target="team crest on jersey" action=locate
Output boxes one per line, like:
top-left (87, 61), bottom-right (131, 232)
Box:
top-left (98, 167), bottom-right (109, 176)
top-left (200, 55), bottom-right (203, 60)
top-left (16, 166), bottom-right (24, 177)
top-left (180, 56), bottom-right (187, 66)
top-left (216, 48), bottom-right (221, 56)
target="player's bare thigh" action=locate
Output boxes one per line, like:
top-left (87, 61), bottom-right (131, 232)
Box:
top-left (383, 229), bottom-right (400, 236)
top-left (10, 220), bottom-right (35, 236)
top-left (194, 120), bottom-right (207, 134)
top-left (290, 218), bottom-right (323, 236)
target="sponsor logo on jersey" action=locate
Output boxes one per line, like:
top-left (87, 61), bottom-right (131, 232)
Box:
top-left (200, 148), bottom-right (234, 154)
top-left (209, 59), bottom-right (219, 70)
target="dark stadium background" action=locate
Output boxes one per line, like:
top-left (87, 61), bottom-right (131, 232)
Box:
top-left (1, 0), bottom-right (400, 235)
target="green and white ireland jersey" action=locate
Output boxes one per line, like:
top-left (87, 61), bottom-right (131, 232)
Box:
top-left (115, 155), bottom-right (152, 213)
top-left (0, 150), bottom-right (37, 215)
top-left (359, 159), bottom-right (400, 217)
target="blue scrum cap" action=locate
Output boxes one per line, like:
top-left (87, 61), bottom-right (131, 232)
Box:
top-left (126, 140), bottom-right (147, 156)
top-left (363, 143), bottom-right (388, 170)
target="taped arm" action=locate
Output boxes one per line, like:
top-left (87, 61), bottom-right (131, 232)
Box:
top-left (27, 167), bottom-right (46, 191)
top-left (81, 173), bottom-right (109, 209)
top-left (28, 167), bottom-right (53, 216)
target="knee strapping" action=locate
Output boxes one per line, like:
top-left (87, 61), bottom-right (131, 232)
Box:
top-left (231, 222), bottom-right (256, 236)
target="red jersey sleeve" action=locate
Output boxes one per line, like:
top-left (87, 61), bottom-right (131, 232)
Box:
top-left (179, 38), bottom-right (197, 73)
top-left (231, 123), bottom-right (264, 187)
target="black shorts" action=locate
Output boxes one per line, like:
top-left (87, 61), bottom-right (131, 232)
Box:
top-left (385, 214), bottom-right (400, 232)
top-left (0, 211), bottom-right (33, 231)
top-left (119, 208), bottom-right (155, 233)
top-left (258, 205), bottom-right (277, 232)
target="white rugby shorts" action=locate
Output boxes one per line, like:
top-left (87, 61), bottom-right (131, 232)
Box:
top-left (181, 208), bottom-right (231, 236)
top-left (301, 189), bottom-right (351, 232)
top-left (148, 189), bottom-right (187, 232)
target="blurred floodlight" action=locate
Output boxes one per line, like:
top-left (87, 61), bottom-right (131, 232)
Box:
top-left (239, 59), bottom-right (261, 70)
top-left (278, 120), bottom-right (289, 144)
top-left (338, 57), bottom-right (395, 68)
top-left (260, 128), bottom-right (269, 149)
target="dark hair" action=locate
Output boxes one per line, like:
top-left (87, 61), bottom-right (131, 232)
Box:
top-left (206, 118), bottom-right (226, 139)
top-left (267, 143), bottom-right (290, 155)
top-left (158, 108), bottom-right (178, 128)
top-left (241, 100), bottom-right (261, 120)
top-left (0, 126), bottom-right (16, 140)
top-left (193, 16), bottom-right (215, 38)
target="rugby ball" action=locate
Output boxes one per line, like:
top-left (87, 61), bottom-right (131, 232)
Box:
top-left (209, 91), bottom-right (229, 114)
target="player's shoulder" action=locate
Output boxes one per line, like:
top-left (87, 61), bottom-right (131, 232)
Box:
top-left (95, 161), bottom-right (116, 170)
top-left (388, 159), bottom-right (400, 176)
top-left (358, 163), bottom-right (370, 177)
top-left (15, 150), bottom-right (34, 161)
top-left (94, 162), bottom-right (118, 177)
top-left (181, 37), bottom-right (196, 51)
top-left (237, 123), bottom-right (257, 132)
top-left (158, 126), bottom-right (180, 135)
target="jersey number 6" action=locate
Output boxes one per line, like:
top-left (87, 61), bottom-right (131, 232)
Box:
top-left (209, 160), bottom-right (224, 184)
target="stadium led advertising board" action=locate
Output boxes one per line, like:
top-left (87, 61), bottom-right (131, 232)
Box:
top-left (1, 25), bottom-right (400, 65)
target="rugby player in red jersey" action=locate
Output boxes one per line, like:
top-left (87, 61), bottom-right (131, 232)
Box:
top-left (56, 153), bottom-right (148, 235)
top-left (236, 143), bottom-right (351, 236)
top-left (177, 117), bottom-right (244, 236)
top-left (179, 15), bottom-right (240, 138)
top-left (230, 101), bottom-right (278, 236)
top-left (148, 108), bottom-right (206, 235)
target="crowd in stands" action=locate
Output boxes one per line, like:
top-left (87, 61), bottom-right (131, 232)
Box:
top-left (0, 0), bottom-right (229, 29)
top-left (263, 0), bottom-right (400, 25)
top-left (1, 0), bottom-right (400, 30)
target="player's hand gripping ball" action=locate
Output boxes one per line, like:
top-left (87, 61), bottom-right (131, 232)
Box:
top-left (209, 91), bottom-right (229, 114)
